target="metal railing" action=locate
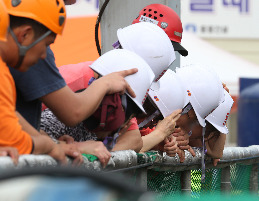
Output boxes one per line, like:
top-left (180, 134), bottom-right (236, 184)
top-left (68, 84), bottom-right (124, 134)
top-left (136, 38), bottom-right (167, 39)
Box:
top-left (0, 145), bottom-right (258, 195)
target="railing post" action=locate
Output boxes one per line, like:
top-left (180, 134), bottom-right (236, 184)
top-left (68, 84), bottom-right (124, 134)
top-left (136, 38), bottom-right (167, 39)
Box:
top-left (250, 164), bottom-right (258, 193)
top-left (221, 166), bottom-right (231, 193)
top-left (181, 170), bottom-right (191, 194)
top-left (135, 167), bottom-right (148, 190)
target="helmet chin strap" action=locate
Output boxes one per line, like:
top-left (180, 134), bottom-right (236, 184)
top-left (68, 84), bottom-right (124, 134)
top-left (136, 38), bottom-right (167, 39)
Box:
top-left (201, 126), bottom-right (207, 183)
top-left (9, 28), bottom-right (52, 69)
top-left (138, 110), bottom-right (161, 128)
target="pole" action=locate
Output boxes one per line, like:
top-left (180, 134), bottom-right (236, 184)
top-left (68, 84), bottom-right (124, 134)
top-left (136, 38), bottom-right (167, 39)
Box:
top-left (99, 0), bottom-right (181, 70)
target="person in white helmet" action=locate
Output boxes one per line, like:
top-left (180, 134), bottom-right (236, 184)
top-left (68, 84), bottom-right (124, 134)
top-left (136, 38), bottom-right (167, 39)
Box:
top-left (40, 49), bottom-right (175, 167)
top-left (137, 65), bottom-right (229, 165)
top-left (183, 88), bottom-right (234, 165)
top-left (169, 66), bottom-right (232, 166)
top-left (137, 70), bottom-right (185, 155)
top-left (116, 22), bottom-right (176, 81)
top-left (38, 21), bottom-right (180, 163)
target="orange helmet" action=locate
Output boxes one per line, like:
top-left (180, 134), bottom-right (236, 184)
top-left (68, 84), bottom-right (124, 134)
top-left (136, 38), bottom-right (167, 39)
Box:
top-left (133, 4), bottom-right (188, 56)
top-left (0, 0), bottom-right (9, 41)
top-left (3, 0), bottom-right (66, 35)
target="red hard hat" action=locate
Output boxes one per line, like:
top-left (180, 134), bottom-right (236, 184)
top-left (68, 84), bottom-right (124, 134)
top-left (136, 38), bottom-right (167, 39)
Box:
top-left (133, 4), bottom-right (188, 56)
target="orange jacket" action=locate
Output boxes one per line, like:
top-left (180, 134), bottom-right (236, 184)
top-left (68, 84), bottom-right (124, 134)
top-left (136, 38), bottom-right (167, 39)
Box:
top-left (0, 58), bottom-right (32, 154)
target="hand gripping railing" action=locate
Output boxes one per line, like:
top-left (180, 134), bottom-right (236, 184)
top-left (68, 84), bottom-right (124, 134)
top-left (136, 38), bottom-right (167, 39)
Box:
top-left (0, 146), bottom-right (258, 194)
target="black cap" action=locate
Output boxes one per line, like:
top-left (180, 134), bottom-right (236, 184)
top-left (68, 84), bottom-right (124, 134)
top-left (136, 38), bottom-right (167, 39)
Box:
top-left (171, 41), bottom-right (188, 57)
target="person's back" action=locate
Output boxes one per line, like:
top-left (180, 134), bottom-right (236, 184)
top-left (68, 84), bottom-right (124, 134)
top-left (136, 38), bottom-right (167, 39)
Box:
top-left (0, 0), bottom-right (82, 164)
top-left (10, 47), bottom-right (64, 129)
top-left (0, 57), bottom-right (33, 154)
top-left (0, 0), bottom-right (32, 154)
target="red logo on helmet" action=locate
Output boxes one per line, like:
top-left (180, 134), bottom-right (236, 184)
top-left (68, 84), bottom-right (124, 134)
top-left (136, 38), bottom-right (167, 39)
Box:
top-left (139, 15), bottom-right (159, 25)
top-left (142, 89), bottom-right (150, 104)
top-left (223, 113), bottom-right (230, 126)
top-left (154, 96), bottom-right (159, 101)
top-left (155, 70), bottom-right (167, 82)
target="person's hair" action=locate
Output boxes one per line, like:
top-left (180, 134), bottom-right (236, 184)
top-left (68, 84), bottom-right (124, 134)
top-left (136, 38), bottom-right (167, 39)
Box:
top-left (140, 97), bottom-right (163, 128)
top-left (9, 15), bottom-right (51, 39)
top-left (142, 96), bottom-right (159, 117)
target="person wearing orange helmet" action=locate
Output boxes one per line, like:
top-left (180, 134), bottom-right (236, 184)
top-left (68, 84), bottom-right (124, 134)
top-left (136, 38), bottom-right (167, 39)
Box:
top-left (0, 0), bottom-right (84, 165)
top-left (0, 0), bottom-right (19, 166)
top-left (133, 4), bottom-right (188, 57)
top-left (9, 0), bottom-right (137, 131)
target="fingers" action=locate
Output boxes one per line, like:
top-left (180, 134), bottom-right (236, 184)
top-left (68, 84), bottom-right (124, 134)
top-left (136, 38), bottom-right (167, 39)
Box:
top-left (213, 159), bottom-right (220, 167)
top-left (178, 149), bottom-right (185, 163)
top-left (119, 68), bottom-right (138, 77)
top-left (125, 82), bottom-right (136, 98)
top-left (175, 135), bottom-right (187, 141)
top-left (117, 69), bottom-right (138, 97)
top-left (58, 155), bottom-right (67, 166)
top-left (97, 152), bottom-right (111, 168)
top-left (8, 149), bottom-right (19, 166)
top-left (0, 151), bottom-right (7, 157)
top-left (71, 154), bottom-right (83, 167)
top-left (164, 145), bottom-right (177, 152)
top-left (0, 148), bottom-right (19, 166)
top-left (65, 136), bottom-right (75, 144)
top-left (222, 82), bottom-right (229, 93)
top-left (164, 137), bottom-right (178, 157)
top-left (164, 136), bottom-right (176, 147)
top-left (166, 151), bottom-right (177, 157)
top-left (179, 145), bottom-right (190, 150)
top-left (58, 135), bottom-right (75, 144)
top-left (63, 148), bottom-right (81, 166)
top-left (164, 136), bottom-right (170, 144)
top-left (177, 140), bottom-right (188, 147)
top-left (189, 147), bottom-right (196, 157)
top-left (172, 128), bottom-right (181, 137)
top-left (168, 109), bottom-right (182, 121)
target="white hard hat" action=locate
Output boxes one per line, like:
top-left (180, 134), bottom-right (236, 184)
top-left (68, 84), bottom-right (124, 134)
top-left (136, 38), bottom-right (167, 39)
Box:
top-left (176, 65), bottom-right (224, 127)
top-left (89, 49), bottom-right (155, 113)
top-left (206, 90), bottom-right (234, 134)
top-left (117, 22), bottom-right (175, 81)
top-left (148, 69), bottom-right (188, 117)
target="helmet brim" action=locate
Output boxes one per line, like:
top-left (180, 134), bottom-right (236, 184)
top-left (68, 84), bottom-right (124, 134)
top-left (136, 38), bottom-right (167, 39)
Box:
top-left (171, 41), bottom-right (188, 57)
top-left (209, 122), bottom-right (229, 134)
top-left (193, 107), bottom-right (206, 127)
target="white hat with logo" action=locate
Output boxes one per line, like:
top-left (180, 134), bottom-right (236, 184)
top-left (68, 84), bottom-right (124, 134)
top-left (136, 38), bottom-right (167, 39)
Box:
top-left (206, 89), bottom-right (234, 134)
top-left (148, 69), bottom-right (188, 117)
top-left (117, 22), bottom-right (175, 81)
top-left (89, 49), bottom-right (155, 113)
top-left (176, 65), bottom-right (224, 127)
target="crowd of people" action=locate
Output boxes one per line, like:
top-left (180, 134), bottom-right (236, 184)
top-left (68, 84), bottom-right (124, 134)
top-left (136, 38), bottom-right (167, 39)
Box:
top-left (0, 0), bottom-right (233, 171)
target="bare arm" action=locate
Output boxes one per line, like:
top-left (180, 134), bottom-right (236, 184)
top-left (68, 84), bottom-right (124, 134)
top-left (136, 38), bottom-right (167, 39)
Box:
top-left (16, 112), bottom-right (81, 164)
top-left (16, 112), bottom-right (40, 136)
top-left (141, 129), bottom-right (166, 153)
top-left (189, 132), bottom-right (226, 159)
top-left (41, 69), bottom-right (138, 127)
top-left (206, 133), bottom-right (226, 159)
top-left (112, 130), bottom-right (143, 153)
top-left (140, 110), bottom-right (182, 153)
top-left (16, 112), bottom-right (63, 155)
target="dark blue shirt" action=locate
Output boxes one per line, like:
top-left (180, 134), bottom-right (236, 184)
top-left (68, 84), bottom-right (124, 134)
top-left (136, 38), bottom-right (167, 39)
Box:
top-left (10, 47), bottom-right (66, 130)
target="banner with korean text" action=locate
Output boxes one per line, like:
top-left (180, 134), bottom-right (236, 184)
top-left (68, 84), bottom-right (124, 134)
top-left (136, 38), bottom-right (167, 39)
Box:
top-left (181, 0), bottom-right (259, 38)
